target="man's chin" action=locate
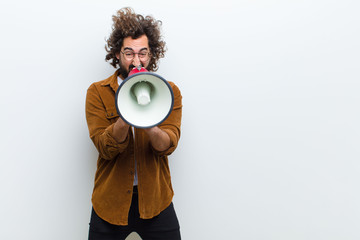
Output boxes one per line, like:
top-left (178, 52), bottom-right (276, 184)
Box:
top-left (118, 68), bottom-right (129, 79)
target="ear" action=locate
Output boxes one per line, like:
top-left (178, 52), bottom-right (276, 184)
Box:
top-left (115, 53), bottom-right (120, 59)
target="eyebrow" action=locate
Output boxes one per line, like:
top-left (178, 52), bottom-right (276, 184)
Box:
top-left (123, 47), bottom-right (149, 51)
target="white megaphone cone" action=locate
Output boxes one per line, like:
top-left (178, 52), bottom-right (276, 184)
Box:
top-left (115, 66), bottom-right (174, 128)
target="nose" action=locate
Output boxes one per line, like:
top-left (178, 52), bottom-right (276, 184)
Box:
top-left (132, 54), bottom-right (141, 68)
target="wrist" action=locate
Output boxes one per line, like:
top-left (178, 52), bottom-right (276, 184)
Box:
top-left (113, 119), bottom-right (130, 143)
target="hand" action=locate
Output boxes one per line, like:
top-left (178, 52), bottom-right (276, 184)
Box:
top-left (144, 126), bottom-right (171, 152)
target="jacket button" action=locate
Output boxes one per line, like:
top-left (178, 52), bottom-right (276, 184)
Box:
top-left (127, 190), bottom-right (131, 194)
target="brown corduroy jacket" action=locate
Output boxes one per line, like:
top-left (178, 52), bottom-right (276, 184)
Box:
top-left (85, 70), bottom-right (182, 225)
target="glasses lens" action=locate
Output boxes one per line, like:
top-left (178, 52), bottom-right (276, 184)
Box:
top-left (138, 51), bottom-right (148, 60)
top-left (123, 51), bottom-right (134, 60)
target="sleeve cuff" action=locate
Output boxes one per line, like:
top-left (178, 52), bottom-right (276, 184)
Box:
top-left (105, 124), bottom-right (130, 150)
top-left (151, 128), bottom-right (177, 156)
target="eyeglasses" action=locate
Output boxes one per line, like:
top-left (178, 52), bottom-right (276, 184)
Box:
top-left (120, 50), bottom-right (150, 61)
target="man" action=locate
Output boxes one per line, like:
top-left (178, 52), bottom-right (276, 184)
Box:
top-left (85, 8), bottom-right (182, 240)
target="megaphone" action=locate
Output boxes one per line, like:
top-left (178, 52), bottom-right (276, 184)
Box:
top-left (115, 67), bottom-right (174, 128)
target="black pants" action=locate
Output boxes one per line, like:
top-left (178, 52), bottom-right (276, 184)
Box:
top-left (88, 187), bottom-right (181, 240)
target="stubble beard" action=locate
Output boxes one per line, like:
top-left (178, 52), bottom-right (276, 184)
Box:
top-left (118, 61), bottom-right (132, 79)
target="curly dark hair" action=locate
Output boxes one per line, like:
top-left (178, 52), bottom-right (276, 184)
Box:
top-left (105, 7), bottom-right (166, 72)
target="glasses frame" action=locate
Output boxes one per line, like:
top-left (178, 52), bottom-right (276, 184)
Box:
top-left (120, 50), bottom-right (150, 61)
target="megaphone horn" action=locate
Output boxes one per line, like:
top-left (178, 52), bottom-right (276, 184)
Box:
top-left (115, 67), bottom-right (174, 128)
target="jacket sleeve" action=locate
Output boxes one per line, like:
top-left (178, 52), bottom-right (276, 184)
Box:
top-left (151, 82), bottom-right (182, 156)
top-left (85, 83), bottom-right (130, 160)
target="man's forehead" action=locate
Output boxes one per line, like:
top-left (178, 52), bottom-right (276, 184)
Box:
top-left (122, 35), bottom-right (149, 49)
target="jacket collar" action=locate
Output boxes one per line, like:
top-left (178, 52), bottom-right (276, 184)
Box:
top-left (101, 69), bottom-right (122, 92)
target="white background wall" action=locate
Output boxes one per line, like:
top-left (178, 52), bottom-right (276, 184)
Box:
top-left (1, 0), bottom-right (359, 239)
